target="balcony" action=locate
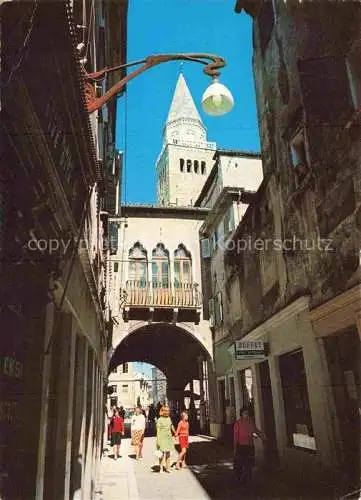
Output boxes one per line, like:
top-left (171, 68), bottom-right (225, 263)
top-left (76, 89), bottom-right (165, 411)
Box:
top-left (123, 281), bottom-right (202, 324)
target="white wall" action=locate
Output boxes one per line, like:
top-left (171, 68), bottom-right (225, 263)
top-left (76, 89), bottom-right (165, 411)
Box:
top-left (108, 211), bottom-right (213, 359)
top-left (219, 155), bottom-right (263, 191)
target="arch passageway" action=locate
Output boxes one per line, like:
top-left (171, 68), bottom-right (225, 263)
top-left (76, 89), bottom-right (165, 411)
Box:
top-left (109, 322), bottom-right (211, 427)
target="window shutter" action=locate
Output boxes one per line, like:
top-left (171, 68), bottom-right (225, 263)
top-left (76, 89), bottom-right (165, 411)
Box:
top-left (298, 56), bottom-right (353, 124)
top-left (208, 298), bottom-right (215, 326)
top-left (229, 206), bottom-right (235, 232)
top-left (201, 238), bottom-right (211, 259)
top-left (214, 294), bottom-right (220, 325)
top-left (108, 221), bottom-right (118, 254)
top-left (217, 291), bottom-right (223, 323)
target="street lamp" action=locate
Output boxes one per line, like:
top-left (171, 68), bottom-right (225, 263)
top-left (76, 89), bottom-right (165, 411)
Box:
top-left (84, 53), bottom-right (234, 116)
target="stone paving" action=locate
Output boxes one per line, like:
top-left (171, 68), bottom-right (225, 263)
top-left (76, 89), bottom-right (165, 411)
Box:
top-left (95, 436), bottom-right (209, 500)
top-left (95, 435), bottom-right (345, 500)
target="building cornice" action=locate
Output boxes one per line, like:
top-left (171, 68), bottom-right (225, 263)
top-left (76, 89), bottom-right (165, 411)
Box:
top-left (113, 204), bottom-right (210, 220)
top-left (310, 283), bottom-right (361, 322)
top-left (200, 187), bottom-right (255, 234)
top-left (214, 149), bottom-right (262, 159)
top-left (239, 296), bottom-right (310, 341)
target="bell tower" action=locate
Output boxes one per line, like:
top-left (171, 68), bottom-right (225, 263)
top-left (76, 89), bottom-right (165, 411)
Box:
top-left (156, 74), bottom-right (216, 206)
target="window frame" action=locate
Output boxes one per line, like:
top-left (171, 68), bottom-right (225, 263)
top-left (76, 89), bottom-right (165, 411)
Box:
top-left (174, 246), bottom-right (192, 286)
top-left (279, 349), bottom-right (316, 452)
top-left (152, 244), bottom-right (170, 288)
top-left (128, 243), bottom-right (148, 284)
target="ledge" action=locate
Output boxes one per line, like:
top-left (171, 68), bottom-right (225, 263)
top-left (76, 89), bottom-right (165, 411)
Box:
top-left (238, 296), bottom-right (310, 341)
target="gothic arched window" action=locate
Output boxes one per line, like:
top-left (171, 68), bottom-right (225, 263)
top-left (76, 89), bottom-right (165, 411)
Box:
top-left (152, 243), bottom-right (169, 288)
top-left (194, 160), bottom-right (199, 173)
top-left (201, 161), bottom-right (206, 175)
top-left (174, 245), bottom-right (192, 287)
top-left (128, 242), bottom-right (147, 286)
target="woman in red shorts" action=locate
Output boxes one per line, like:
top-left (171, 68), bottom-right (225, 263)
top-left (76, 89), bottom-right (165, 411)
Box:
top-left (175, 411), bottom-right (189, 469)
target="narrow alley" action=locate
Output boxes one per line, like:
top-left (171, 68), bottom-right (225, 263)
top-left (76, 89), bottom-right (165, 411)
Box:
top-left (95, 435), bottom-right (341, 500)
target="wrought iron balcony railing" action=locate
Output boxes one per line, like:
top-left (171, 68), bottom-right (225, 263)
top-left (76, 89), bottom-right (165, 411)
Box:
top-left (124, 281), bottom-right (202, 308)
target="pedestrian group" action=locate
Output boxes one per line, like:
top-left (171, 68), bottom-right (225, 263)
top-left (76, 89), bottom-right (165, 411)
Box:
top-left (107, 404), bottom-right (189, 473)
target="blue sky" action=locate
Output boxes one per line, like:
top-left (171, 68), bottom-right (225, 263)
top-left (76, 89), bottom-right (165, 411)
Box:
top-left (116, 0), bottom-right (260, 378)
top-left (116, 0), bottom-right (260, 206)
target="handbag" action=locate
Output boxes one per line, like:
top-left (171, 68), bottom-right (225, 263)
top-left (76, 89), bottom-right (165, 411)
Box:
top-left (154, 449), bottom-right (163, 459)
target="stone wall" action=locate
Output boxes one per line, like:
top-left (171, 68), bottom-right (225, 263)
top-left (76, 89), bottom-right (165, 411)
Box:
top-left (226, 2), bottom-right (361, 337)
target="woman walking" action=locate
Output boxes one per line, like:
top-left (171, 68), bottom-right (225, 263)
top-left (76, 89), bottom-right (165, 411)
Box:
top-left (174, 411), bottom-right (189, 469)
top-left (131, 406), bottom-right (146, 460)
top-left (233, 406), bottom-right (266, 483)
top-left (110, 408), bottom-right (124, 460)
top-left (156, 406), bottom-right (175, 473)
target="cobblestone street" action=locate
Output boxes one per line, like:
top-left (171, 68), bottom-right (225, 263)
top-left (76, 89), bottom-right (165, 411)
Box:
top-left (95, 435), bottom-right (343, 500)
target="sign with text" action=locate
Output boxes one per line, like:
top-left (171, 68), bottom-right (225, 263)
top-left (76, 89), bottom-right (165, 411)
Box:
top-left (235, 340), bottom-right (268, 360)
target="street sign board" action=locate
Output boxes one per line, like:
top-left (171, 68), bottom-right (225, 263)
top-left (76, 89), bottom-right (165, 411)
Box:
top-left (235, 340), bottom-right (268, 360)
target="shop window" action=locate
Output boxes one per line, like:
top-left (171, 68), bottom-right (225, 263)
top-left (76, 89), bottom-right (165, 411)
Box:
top-left (194, 160), bottom-right (199, 173)
top-left (279, 349), bottom-right (316, 451)
top-left (237, 368), bottom-right (254, 413)
top-left (346, 41), bottom-right (361, 109)
top-left (180, 158), bottom-right (184, 172)
top-left (324, 327), bottom-right (360, 481)
top-left (298, 56), bottom-right (354, 125)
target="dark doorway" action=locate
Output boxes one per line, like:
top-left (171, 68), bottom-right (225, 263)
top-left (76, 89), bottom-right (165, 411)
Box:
top-left (218, 379), bottom-right (226, 428)
top-left (259, 360), bottom-right (279, 468)
top-left (324, 327), bottom-right (360, 486)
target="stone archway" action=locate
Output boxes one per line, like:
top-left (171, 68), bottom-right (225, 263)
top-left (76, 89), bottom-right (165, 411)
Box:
top-left (109, 322), bottom-right (214, 432)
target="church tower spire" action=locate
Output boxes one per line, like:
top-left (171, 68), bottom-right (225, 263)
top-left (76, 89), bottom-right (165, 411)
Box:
top-left (156, 74), bottom-right (217, 207)
top-left (163, 74), bottom-right (207, 145)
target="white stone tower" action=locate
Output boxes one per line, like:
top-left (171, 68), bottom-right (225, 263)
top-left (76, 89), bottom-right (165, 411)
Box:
top-left (156, 73), bottom-right (217, 206)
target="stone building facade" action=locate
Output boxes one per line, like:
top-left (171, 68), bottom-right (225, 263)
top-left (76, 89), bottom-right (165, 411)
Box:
top-left (196, 150), bottom-right (263, 437)
top-left (0, 1), bottom-right (127, 498)
top-left (107, 362), bottom-right (152, 412)
top-left (220, 0), bottom-right (361, 490)
top-left (107, 74), bottom-right (226, 433)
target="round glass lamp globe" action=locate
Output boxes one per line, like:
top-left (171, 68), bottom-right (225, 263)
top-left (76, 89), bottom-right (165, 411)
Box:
top-left (201, 80), bottom-right (234, 116)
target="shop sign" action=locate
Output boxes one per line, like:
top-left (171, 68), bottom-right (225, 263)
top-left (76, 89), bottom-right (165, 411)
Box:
top-left (235, 340), bottom-right (268, 360)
